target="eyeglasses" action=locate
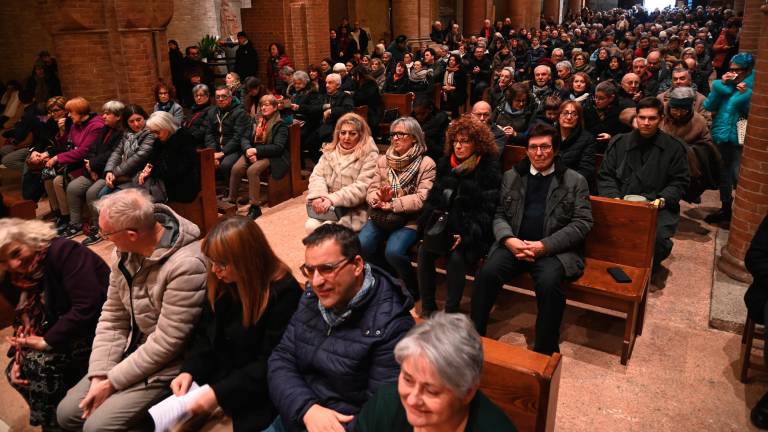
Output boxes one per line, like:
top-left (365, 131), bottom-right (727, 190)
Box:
top-left (99, 227), bottom-right (135, 240)
top-left (528, 144), bottom-right (553, 153)
top-left (215, 95), bottom-right (231, 100)
top-left (158, 91), bottom-right (169, 95)
top-left (300, 258), bottom-right (351, 278)
top-left (48, 107), bottom-right (63, 114)
top-left (454, 138), bottom-right (472, 146)
top-left (560, 111), bottom-right (578, 118)
top-left (194, 93), bottom-right (208, 99)
top-left (391, 131), bottom-right (411, 139)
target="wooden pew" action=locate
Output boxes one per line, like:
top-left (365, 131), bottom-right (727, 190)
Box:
top-left (502, 146), bottom-right (604, 177)
top-left (168, 148), bottom-right (218, 236)
top-left (414, 317), bottom-right (561, 432)
top-left (353, 105), bottom-right (368, 120)
top-left (289, 121), bottom-right (308, 198)
top-left (0, 188), bottom-right (36, 219)
top-left (261, 168), bottom-right (292, 208)
top-left (500, 145), bottom-right (657, 365)
top-left (379, 92), bottom-right (415, 137)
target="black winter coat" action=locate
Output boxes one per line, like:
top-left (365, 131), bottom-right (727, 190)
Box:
top-left (148, 128), bottom-right (201, 203)
top-left (235, 40), bottom-right (259, 79)
top-left (353, 79), bottom-right (382, 132)
top-left (745, 216), bottom-right (768, 323)
top-left (86, 126), bottom-right (123, 177)
top-left (419, 111), bottom-right (450, 162)
top-left (181, 274), bottom-right (302, 431)
top-left (559, 127), bottom-right (598, 186)
top-left (268, 266), bottom-right (415, 432)
top-left (288, 86), bottom-right (323, 129)
top-left (418, 155), bottom-right (502, 262)
top-left (251, 121), bottom-right (290, 180)
top-left (183, 104), bottom-right (213, 148)
top-left (204, 101), bottom-right (253, 156)
top-left (384, 75), bottom-right (409, 94)
top-left (583, 102), bottom-right (632, 153)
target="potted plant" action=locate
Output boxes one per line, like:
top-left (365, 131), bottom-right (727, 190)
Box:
top-left (198, 35), bottom-right (221, 62)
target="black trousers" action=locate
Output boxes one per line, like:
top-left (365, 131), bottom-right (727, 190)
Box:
top-left (418, 245), bottom-right (472, 314)
top-left (471, 247), bottom-right (566, 355)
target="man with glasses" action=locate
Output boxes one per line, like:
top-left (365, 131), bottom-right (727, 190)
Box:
top-left (57, 188), bottom-right (207, 431)
top-left (471, 123), bottom-right (593, 355)
top-left (471, 101), bottom-right (507, 156)
top-left (598, 97), bottom-right (690, 290)
top-left (204, 86), bottom-right (252, 191)
top-left (268, 224), bottom-right (414, 432)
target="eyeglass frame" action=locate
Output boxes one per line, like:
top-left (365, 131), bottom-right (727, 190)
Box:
top-left (528, 144), bottom-right (554, 153)
top-left (390, 131), bottom-right (412, 140)
top-left (99, 227), bottom-right (136, 240)
top-left (300, 257), bottom-right (352, 279)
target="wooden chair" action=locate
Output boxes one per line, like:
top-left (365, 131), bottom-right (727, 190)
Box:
top-left (288, 121), bottom-right (308, 198)
top-left (740, 315), bottom-right (767, 383)
top-left (168, 148), bottom-right (218, 236)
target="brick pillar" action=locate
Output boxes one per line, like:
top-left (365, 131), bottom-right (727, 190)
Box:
top-left (734, 0), bottom-right (746, 16)
top-left (392, 0), bottom-right (437, 46)
top-left (463, 0), bottom-right (488, 36)
top-left (241, 0), bottom-right (330, 85)
top-left (741, 0), bottom-right (763, 54)
top-left (543, 0), bottom-right (560, 24)
top-left (566, 0), bottom-right (582, 19)
top-left (508, 0), bottom-right (527, 30)
top-left (36, 0), bottom-right (173, 112)
top-left (529, 0), bottom-right (542, 30)
top-left (718, 4), bottom-right (768, 282)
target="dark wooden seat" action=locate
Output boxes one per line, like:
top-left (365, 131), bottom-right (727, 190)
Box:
top-left (379, 92), bottom-right (415, 137)
top-left (353, 105), bottom-right (368, 120)
top-left (289, 121), bottom-right (308, 197)
top-left (501, 145), bottom-right (604, 175)
top-left (168, 148), bottom-right (218, 235)
top-left (740, 315), bottom-right (767, 383)
top-left (260, 169), bottom-right (292, 207)
top-left (0, 187), bottom-right (36, 219)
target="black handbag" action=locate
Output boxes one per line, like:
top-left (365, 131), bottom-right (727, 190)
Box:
top-left (421, 188), bottom-right (456, 254)
top-left (369, 207), bottom-right (409, 232)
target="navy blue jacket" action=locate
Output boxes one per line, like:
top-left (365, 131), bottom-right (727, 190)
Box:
top-left (268, 265), bottom-right (415, 431)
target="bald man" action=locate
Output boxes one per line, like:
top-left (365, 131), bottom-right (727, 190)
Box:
top-left (471, 101), bottom-right (507, 156)
top-left (620, 73), bottom-right (643, 104)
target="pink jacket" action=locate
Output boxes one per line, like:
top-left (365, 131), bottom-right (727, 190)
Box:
top-left (56, 114), bottom-right (105, 178)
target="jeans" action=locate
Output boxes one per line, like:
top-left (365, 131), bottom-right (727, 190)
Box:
top-left (358, 221), bottom-right (419, 299)
top-left (471, 247), bottom-right (566, 355)
top-left (261, 416), bottom-right (289, 432)
top-left (418, 245), bottom-right (472, 314)
top-left (718, 142), bottom-right (741, 206)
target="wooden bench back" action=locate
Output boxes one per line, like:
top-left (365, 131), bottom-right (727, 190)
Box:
top-left (289, 121), bottom-right (307, 197)
top-left (353, 105), bottom-right (368, 120)
top-left (501, 145), bottom-right (604, 174)
top-left (382, 92), bottom-right (415, 118)
top-left (167, 148), bottom-right (217, 235)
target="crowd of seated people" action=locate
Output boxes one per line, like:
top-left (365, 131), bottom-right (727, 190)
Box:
top-left (0, 4), bottom-right (764, 431)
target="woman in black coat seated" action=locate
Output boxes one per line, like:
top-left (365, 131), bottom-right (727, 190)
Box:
top-left (598, 54), bottom-right (625, 83)
top-left (384, 62), bottom-right (410, 94)
top-left (417, 116), bottom-right (501, 316)
top-left (138, 111), bottom-right (201, 203)
top-left (492, 82), bottom-right (535, 146)
top-left (1, 218), bottom-right (109, 431)
top-left (557, 100), bottom-right (597, 187)
top-left (583, 81), bottom-right (632, 153)
top-left (183, 83), bottom-right (213, 148)
top-left (170, 215), bottom-right (302, 431)
top-left (228, 94), bottom-right (288, 220)
top-left (439, 54), bottom-right (467, 118)
top-left (286, 70), bottom-right (323, 145)
top-left (351, 66), bottom-right (382, 133)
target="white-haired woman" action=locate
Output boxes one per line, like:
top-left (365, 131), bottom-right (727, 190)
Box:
top-left (358, 117), bottom-right (435, 300)
top-left (0, 218), bottom-right (109, 431)
top-left (355, 313), bottom-right (517, 431)
top-left (305, 112), bottom-right (378, 233)
top-left (138, 111), bottom-right (200, 203)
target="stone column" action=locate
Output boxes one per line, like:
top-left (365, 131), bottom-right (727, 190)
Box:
top-left (508, 0), bottom-right (528, 30)
top-left (740, 0), bottom-right (763, 54)
top-left (566, 0), bottom-right (582, 19)
top-left (241, 0), bottom-right (330, 84)
top-left (36, 0), bottom-right (173, 111)
top-left (718, 4), bottom-right (768, 282)
top-left (734, 0), bottom-right (746, 17)
top-left (528, 0), bottom-right (542, 31)
top-left (392, 0), bottom-right (437, 46)
top-left (543, 0), bottom-right (560, 25)
top-left (463, 0), bottom-right (488, 36)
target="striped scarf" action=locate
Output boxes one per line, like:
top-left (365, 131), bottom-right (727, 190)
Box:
top-left (450, 153), bottom-right (481, 175)
top-left (386, 142), bottom-right (425, 197)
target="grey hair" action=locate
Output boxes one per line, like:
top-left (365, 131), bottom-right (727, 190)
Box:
top-left (94, 188), bottom-right (156, 232)
top-left (102, 100), bottom-right (125, 116)
top-left (552, 48), bottom-right (564, 56)
top-left (633, 57), bottom-right (647, 65)
top-left (394, 312), bottom-right (483, 396)
top-left (292, 70), bottom-right (310, 84)
top-left (390, 116), bottom-right (426, 151)
top-left (595, 80), bottom-right (618, 96)
top-left (192, 83), bottom-right (210, 96)
top-left (332, 63), bottom-right (346, 73)
top-left (215, 85), bottom-right (232, 96)
top-left (501, 67), bottom-right (515, 76)
top-left (534, 64), bottom-right (551, 75)
top-left (0, 218), bottom-right (56, 252)
top-left (556, 61), bottom-right (573, 73)
top-left (146, 110), bottom-right (179, 134)
top-left (326, 73), bottom-right (341, 85)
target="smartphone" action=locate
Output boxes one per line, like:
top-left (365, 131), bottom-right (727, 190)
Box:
top-left (607, 267), bottom-right (632, 283)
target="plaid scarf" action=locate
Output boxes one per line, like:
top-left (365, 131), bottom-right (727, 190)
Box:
top-left (450, 153), bottom-right (481, 175)
top-left (319, 264), bottom-right (375, 329)
top-left (386, 143), bottom-right (425, 198)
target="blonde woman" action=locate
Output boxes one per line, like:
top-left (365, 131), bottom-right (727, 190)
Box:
top-left (228, 94), bottom-right (288, 219)
top-left (305, 112), bottom-right (378, 233)
top-left (0, 218), bottom-right (109, 430)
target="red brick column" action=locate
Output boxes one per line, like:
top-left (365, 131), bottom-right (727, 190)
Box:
top-left (718, 4), bottom-right (768, 282)
top-left (543, 0), bottom-right (560, 25)
top-left (36, 0), bottom-right (173, 112)
top-left (392, 0), bottom-right (437, 46)
top-left (741, 0), bottom-right (763, 54)
top-left (566, 0), bottom-right (582, 20)
top-left (463, 0), bottom-right (488, 36)
top-left (241, 0), bottom-right (330, 84)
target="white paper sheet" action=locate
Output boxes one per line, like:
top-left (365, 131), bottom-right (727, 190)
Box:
top-left (149, 382), bottom-right (210, 432)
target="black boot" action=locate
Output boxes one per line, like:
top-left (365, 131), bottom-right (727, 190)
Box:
top-left (247, 205), bottom-right (262, 220)
top-left (55, 215), bottom-right (70, 235)
top-left (752, 390), bottom-right (768, 429)
top-left (704, 204), bottom-right (732, 224)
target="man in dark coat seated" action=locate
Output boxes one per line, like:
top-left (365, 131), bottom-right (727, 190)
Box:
top-left (745, 215), bottom-right (768, 429)
top-left (304, 73), bottom-right (353, 162)
top-left (598, 97), bottom-right (690, 291)
top-left (267, 224), bottom-right (415, 432)
top-left (471, 123), bottom-right (593, 355)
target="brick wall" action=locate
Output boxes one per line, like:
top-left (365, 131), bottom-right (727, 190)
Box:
top-left (0, 0), bottom-right (54, 84)
top-left (166, 0), bottom-right (222, 50)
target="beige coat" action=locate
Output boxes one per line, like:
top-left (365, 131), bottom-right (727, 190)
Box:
top-left (658, 89), bottom-right (711, 126)
top-left (366, 154), bottom-right (436, 229)
top-left (306, 137), bottom-right (379, 232)
top-left (87, 205), bottom-right (207, 391)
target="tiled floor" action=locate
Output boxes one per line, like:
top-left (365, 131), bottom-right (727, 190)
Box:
top-left (1, 190), bottom-right (765, 431)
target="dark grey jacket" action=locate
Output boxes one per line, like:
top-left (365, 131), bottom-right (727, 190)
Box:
top-left (204, 101), bottom-right (253, 156)
top-left (492, 158), bottom-right (593, 278)
top-left (105, 129), bottom-right (155, 180)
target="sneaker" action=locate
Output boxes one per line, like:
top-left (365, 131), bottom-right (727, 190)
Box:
top-left (81, 233), bottom-right (102, 246)
top-left (704, 207), bottom-right (732, 224)
top-left (55, 217), bottom-right (71, 235)
top-left (61, 223), bottom-right (82, 238)
top-left (247, 205), bottom-right (262, 220)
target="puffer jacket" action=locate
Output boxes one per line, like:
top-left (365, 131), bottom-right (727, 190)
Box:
top-left (366, 154), bottom-right (436, 230)
top-left (704, 70), bottom-right (754, 145)
top-left (307, 137), bottom-right (379, 232)
top-left (204, 100), bottom-right (253, 156)
top-left (104, 128), bottom-right (155, 181)
top-left (267, 265), bottom-right (415, 432)
top-left (87, 205), bottom-right (207, 391)
top-left (492, 158), bottom-right (593, 278)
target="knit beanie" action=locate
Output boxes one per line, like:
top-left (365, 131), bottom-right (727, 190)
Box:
top-left (669, 87), bottom-right (695, 109)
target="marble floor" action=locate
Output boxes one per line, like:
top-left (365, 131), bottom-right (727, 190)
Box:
top-left (1, 190), bottom-right (765, 431)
